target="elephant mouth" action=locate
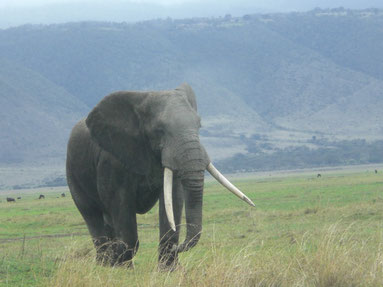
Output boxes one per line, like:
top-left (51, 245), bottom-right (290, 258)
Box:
top-left (162, 163), bottom-right (255, 232)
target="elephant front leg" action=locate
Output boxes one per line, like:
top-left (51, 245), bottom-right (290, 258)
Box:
top-left (93, 220), bottom-right (115, 265)
top-left (97, 163), bottom-right (140, 267)
top-left (106, 189), bottom-right (139, 267)
top-left (158, 178), bottom-right (183, 271)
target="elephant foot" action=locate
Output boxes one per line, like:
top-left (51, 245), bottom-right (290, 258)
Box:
top-left (158, 260), bottom-right (182, 272)
top-left (158, 245), bottom-right (179, 272)
top-left (96, 253), bottom-right (116, 266)
top-left (116, 260), bottom-right (134, 269)
top-left (96, 250), bottom-right (113, 266)
top-left (158, 249), bottom-right (181, 272)
top-left (95, 240), bottom-right (137, 267)
top-left (96, 255), bottom-right (134, 269)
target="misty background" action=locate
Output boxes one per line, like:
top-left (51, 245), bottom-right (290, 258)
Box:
top-left (1, 1), bottom-right (383, 189)
top-left (1, 0), bottom-right (383, 28)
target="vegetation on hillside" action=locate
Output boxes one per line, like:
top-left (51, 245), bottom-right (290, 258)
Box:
top-left (0, 8), bottom-right (383, 168)
top-left (218, 139), bottom-right (383, 173)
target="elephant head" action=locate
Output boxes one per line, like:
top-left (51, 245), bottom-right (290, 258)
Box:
top-left (85, 83), bottom-right (254, 253)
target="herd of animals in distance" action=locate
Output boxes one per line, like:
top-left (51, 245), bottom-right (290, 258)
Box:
top-left (2, 169), bottom-right (380, 203)
top-left (2, 192), bottom-right (65, 203)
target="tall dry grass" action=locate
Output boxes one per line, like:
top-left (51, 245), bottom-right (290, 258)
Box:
top-left (46, 223), bottom-right (383, 287)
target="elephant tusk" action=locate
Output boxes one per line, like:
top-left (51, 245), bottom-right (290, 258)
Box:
top-left (164, 167), bottom-right (176, 231)
top-left (206, 163), bottom-right (255, 207)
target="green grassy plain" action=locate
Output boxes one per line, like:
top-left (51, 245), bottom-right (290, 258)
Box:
top-left (1, 169), bottom-right (383, 286)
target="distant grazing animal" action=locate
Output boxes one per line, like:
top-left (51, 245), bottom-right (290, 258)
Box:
top-left (38, 194), bottom-right (45, 199)
top-left (6, 197), bottom-right (16, 202)
top-left (17, 197), bottom-right (21, 200)
top-left (61, 193), bottom-right (66, 197)
top-left (317, 174), bottom-right (321, 178)
top-left (375, 169), bottom-right (378, 174)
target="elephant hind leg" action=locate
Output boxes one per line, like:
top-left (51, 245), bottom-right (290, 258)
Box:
top-left (76, 205), bottom-right (115, 265)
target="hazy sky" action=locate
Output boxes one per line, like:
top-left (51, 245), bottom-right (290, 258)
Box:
top-left (2, 0), bottom-right (382, 7)
top-left (1, 0), bottom-right (382, 28)
top-left (1, 0), bottom-right (199, 8)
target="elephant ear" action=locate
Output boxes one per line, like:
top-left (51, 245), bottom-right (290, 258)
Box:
top-left (86, 92), bottom-right (150, 175)
top-left (175, 82), bottom-right (198, 111)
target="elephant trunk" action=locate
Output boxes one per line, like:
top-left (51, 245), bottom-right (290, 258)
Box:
top-left (162, 137), bottom-right (208, 252)
top-left (177, 170), bottom-right (204, 252)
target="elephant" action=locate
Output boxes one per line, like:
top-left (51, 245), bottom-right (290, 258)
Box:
top-left (66, 83), bottom-right (254, 270)
top-left (38, 194), bottom-right (45, 199)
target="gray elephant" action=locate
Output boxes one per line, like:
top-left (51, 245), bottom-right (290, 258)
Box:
top-left (66, 83), bottom-right (254, 270)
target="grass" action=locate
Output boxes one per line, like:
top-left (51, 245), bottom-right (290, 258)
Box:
top-left (1, 170), bottom-right (383, 286)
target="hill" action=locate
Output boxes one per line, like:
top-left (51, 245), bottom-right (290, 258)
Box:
top-left (0, 57), bottom-right (87, 164)
top-left (0, 8), bottom-right (383, 182)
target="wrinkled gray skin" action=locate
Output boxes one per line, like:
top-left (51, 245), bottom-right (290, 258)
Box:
top-left (66, 83), bottom-right (209, 269)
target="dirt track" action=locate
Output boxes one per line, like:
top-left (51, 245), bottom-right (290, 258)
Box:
top-left (0, 232), bottom-right (88, 243)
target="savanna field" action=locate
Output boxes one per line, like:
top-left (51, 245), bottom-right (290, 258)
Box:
top-left (1, 168), bottom-right (383, 286)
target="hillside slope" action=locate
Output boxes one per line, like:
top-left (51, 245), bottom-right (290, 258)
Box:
top-left (0, 58), bottom-right (88, 164)
top-left (0, 8), bottom-right (382, 167)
